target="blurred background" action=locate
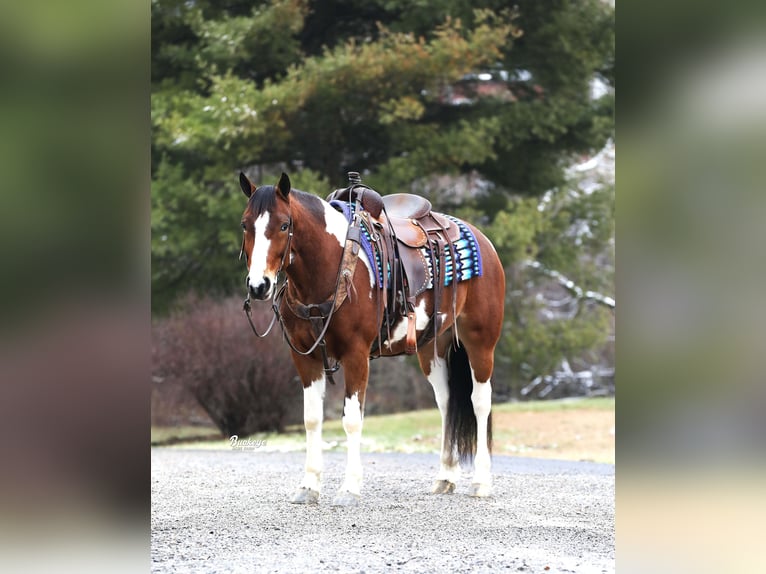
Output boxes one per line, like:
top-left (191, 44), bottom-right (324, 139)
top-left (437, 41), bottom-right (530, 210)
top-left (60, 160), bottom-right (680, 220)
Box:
top-left (150, 0), bottom-right (616, 441)
top-left (618, 1), bottom-right (766, 571)
top-left (0, 1), bottom-right (148, 572)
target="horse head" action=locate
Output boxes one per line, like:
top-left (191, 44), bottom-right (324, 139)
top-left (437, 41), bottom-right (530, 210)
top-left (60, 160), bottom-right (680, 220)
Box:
top-left (239, 172), bottom-right (293, 300)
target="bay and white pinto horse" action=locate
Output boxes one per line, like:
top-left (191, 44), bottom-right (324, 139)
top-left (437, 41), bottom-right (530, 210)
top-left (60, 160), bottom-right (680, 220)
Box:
top-left (239, 172), bottom-right (505, 506)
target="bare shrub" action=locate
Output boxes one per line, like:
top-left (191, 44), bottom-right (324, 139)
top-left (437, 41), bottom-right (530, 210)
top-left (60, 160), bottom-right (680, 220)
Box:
top-left (152, 295), bottom-right (301, 436)
top-left (320, 356), bottom-right (433, 420)
top-left (366, 356), bottom-right (433, 414)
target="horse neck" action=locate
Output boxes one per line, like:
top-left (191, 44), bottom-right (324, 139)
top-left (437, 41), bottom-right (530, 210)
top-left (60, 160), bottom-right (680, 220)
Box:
top-left (286, 195), bottom-right (345, 303)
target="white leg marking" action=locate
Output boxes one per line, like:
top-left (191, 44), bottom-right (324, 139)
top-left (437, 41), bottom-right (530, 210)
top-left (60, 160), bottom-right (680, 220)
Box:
top-left (428, 357), bottom-right (460, 484)
top-left (470, 368), bottom-right (492, 489)
top-left (322, 200), bottom-right (375, 287)
top-left (384, 299), bottom-right (430, 348)
top-left (247, 212), bottom-right (272, 290)
top-left (301, 377), bottom-right (325, 492)
top-left (340, 392), bottom-right (364, 495)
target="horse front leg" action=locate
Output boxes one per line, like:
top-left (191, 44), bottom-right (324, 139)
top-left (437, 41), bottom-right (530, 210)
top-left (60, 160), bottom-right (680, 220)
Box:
top-left (332, 352), bottom-right (368, 507)
top-left (290, 356), bottom-right (326, 504)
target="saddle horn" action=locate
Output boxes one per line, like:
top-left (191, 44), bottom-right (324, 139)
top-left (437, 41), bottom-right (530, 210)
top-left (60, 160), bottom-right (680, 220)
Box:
top-left (326, 172), bottom-right (384, 219)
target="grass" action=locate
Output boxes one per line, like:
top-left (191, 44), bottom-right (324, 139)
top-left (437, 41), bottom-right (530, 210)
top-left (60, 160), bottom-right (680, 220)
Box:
top-left (150, 426), bottom-right (222, 445)
top-left (152, 397), bottom-right (614, 464)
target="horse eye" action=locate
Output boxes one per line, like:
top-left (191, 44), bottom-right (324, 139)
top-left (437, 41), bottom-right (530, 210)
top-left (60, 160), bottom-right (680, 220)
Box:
top-left (280, 222), bottom-right (289, 232)
top-left (241, 222), bottom-right (246, 230)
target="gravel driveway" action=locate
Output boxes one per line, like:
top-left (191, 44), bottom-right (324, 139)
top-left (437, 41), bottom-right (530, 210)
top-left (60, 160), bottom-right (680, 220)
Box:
top-left (151, 449), bottom-right (614, 573)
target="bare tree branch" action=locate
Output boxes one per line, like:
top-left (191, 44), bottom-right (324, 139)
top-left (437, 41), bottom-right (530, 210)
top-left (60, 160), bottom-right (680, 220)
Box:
top-left (524, 260), bottom-right (615, 309)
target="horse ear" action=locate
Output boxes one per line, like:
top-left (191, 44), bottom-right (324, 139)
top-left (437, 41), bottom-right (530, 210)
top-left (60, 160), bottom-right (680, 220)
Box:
top-left (276, 172), bottom-right (291, 200)
top-left (239, 172), bottom-right (254, 198)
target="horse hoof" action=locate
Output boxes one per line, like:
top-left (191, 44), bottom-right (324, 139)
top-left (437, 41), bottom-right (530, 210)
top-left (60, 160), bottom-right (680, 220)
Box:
top-left (469, 483), bottom-right (492, 498)
top-left (331, 491), bottom-right (360, 507)
top-left (290, 487), bottom-right (320, 504)
top-left (431, 480), bottom-right (456, 494)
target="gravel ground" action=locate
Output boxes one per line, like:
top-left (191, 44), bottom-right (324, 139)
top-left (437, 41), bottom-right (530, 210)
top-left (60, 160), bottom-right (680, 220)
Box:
top-left (151, 449), bottom-right (614, 573)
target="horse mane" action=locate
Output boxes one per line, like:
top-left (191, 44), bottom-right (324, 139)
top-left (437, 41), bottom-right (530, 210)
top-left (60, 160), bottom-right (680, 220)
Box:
top-left (247, 184), bottom-right (326, 222)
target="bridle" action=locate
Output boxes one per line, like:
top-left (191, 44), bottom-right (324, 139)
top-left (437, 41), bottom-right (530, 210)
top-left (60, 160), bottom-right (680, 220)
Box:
top-left (241, 215), bottom-right (293, 338)
top-left (241, 207), bottom-right (364, 383)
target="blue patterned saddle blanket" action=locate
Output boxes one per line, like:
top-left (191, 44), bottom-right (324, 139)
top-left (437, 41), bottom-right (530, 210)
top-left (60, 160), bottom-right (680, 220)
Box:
top-left (330, 200), bottom-right (483, 289)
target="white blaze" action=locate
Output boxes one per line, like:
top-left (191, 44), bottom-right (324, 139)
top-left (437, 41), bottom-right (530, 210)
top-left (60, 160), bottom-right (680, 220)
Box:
top-left (248, 212), bottom-right (272, 285)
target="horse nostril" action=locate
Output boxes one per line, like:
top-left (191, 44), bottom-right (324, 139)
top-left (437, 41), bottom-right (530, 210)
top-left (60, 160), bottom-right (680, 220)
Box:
top-left (248, 277), bottom-right (271, 300)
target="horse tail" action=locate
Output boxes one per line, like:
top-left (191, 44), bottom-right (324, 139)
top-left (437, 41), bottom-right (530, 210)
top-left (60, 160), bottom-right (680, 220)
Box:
top-left (445, 341), bottom-right (492, 466)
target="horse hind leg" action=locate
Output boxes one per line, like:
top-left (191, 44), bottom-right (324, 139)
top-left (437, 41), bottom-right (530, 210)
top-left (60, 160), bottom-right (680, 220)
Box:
top-left (469, 373), bottom-right (492, 497)
top-left (418, 341), bottom-right (460, 494)
top-left (460, 328), bottom-right (498, 498)
top-left (459, 241), bottom-right (503, 498)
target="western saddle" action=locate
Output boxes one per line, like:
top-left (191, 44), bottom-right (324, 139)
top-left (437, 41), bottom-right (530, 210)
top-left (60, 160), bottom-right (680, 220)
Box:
top-left (327, 172), bottom-right (461, 355)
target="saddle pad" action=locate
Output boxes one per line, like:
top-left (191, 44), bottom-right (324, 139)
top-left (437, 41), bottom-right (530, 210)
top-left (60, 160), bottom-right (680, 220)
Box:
top-left (421, 215), bottom-right (483, 287)
top-left (329, 201), bottom-right (482, 289)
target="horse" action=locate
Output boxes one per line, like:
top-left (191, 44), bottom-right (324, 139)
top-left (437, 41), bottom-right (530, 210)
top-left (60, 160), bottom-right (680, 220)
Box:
top-left (238, 171), bottom-right (505, 506)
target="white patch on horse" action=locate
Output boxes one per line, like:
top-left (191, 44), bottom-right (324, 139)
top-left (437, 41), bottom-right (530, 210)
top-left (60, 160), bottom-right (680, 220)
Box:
top-left (359, 250), bottom-right (375, 294)
top-left (340, 392), bottom-right (364, 495)
top-left (322, 201), bottom-right (347, 247)
top-left (248, 212), bottom-right (271, 285)
top-left (301, 377), bottom-right (326, 492)
top-left (428, 357), bottom-right (460, 484)
top-left (469, 367), bottom-right (493, 491)
top-left (383, 298), bottom-right (430, 348)
top-left (321, 200), bottom-right (375, 288)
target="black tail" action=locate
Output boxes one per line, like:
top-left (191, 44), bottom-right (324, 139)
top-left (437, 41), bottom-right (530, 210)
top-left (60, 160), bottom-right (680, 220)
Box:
top-left (445, 342), bottom-right (492, 466)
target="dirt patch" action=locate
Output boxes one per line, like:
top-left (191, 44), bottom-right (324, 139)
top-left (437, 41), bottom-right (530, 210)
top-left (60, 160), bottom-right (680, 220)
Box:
top-left (493, 408), bottom-right (615, 463)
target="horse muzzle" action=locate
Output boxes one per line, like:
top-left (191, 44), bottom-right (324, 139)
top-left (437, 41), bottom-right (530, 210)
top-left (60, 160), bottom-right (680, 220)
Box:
top-left (247, 276), bottom-right (273, 301)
